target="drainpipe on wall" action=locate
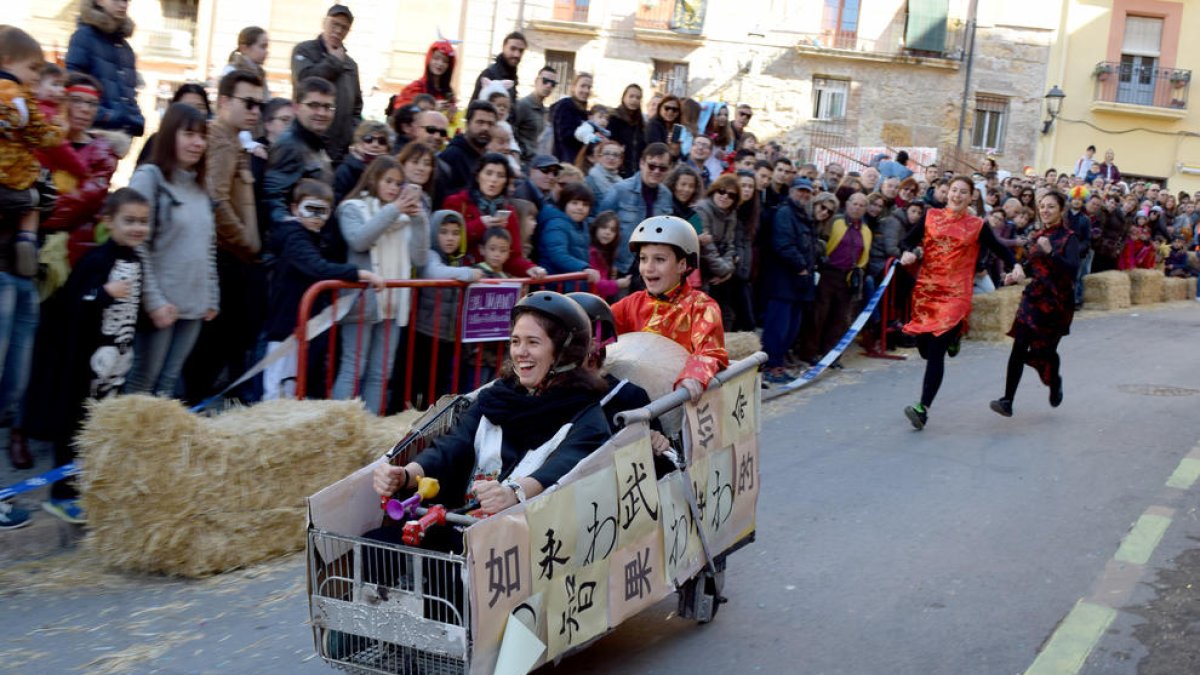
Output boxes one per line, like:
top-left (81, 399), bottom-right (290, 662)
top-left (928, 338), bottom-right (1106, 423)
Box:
top-left (954, 0), bottom-right (979, 153)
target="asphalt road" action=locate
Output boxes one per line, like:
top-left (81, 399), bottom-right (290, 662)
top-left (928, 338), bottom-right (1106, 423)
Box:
top-left (3, 304), bottom-right (1200, 674)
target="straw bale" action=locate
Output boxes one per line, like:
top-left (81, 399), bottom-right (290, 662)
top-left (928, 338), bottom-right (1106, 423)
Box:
top-left (966, 285), bottom-right (1023, 341)
top-left (1083, 271), bottom-right (1131, 311)
top-left (1127, 269), bottom-right (1164, 305)
top-left (1188, 251), bottom-right (1200, 272)
top-left (1189, 278), bottom-right (1198, 298)
top-left (725, 331), bottom-right (763, 361)
top-left (77, 397), bottom-right (420, 577)
top-left (1162, 277), bottom-right (1191, 302)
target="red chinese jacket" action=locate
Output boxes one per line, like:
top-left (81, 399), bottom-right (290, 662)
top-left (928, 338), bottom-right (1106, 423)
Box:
top-left (612, 284), bottom-right (729, 386)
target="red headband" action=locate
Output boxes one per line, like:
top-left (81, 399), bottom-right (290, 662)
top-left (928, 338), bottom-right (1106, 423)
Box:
top-left (66, 85), bottom-right (100, 98)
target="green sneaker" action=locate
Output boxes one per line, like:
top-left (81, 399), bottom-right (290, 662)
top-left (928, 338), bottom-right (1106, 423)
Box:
top-left (904, 404), bottom-right (928, 430)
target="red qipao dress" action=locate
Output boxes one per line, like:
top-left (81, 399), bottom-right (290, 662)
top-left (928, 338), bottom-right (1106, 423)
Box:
top-left (903, 208), bottom-right (985, 337)
top-left (612, 284), bottom-right (729, 386)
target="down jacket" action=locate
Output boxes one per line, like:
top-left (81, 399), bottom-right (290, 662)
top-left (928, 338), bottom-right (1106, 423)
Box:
top-left (65, 0), bottom-right (145, 137)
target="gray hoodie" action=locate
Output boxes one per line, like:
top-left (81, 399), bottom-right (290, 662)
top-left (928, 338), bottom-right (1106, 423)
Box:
top-left (129, 164), bottom-right (219, 320)
top-left (416, 210), bottom-right (478, 340)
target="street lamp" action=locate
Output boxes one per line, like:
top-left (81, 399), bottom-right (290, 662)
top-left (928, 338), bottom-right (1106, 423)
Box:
top-left (1042, 86), bottom-right (1065, 134)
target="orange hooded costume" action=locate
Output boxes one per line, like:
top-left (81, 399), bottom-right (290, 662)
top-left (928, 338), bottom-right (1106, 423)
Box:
top-left (392, 40), bottom-right (457, 113)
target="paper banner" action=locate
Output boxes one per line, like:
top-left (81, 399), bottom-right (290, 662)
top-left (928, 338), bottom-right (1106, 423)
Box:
top-left (701, 446), bottom-right (737, 553)
top-left (719, 368), bottom-right (759, 448)
top-left (494, 610), bottom-right (545, 675)
top-left (465, 513), bottom-right (534, 674)
top-left (658, 473), bottom-right (703, 586)
top-left (613, 432), bottom-right (662, 548)
top-left (608, 529), bottom-right (670, 625)
top-left (684, 388), bottom-right (722, 465)
top-left (730, 435), bottom-right (760, 541)
top-left (545, 560), bottom-right (609, 661)
top-left (571, 466), bottom-right (619, 566)
top-left (526, 483), bottom-right (578, 596)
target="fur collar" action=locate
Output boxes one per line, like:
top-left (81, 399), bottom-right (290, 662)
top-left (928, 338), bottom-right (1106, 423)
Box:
top-left (79, 0), bottom-right (135, 38)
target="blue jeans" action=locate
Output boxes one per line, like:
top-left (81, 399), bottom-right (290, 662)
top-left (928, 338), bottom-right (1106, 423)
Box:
top-left (0, 273), bottom-right (38, 424)
top-left (762, 298), bottom-right (805, 368)
top-left (1075, 248), bottom-right (1094, 305)
top-left (333, 321), bottom-right (401, 414)
top-left (126, 319), bottom-right (204, 397)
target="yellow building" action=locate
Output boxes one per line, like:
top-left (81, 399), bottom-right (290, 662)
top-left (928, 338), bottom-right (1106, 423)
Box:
top-left (1038, 0), bottom-right (1200, 191)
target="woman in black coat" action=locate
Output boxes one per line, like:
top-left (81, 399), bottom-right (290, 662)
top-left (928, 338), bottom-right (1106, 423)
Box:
top-left (372, 292), bottom-right (609, 549)
top-left (606, 84), bottom-right (648, 178)
top-left (550, 72), bottom-right (593, 164)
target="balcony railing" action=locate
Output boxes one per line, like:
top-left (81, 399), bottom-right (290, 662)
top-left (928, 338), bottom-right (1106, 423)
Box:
top-left (552, 0), bottom-right (590, 23)
top-left (795, 12), bottom-right (961, 59)
top-left (635, 0), bottom-right (706, 35)
top-left (1092, 61), bottom-right (1190, 111)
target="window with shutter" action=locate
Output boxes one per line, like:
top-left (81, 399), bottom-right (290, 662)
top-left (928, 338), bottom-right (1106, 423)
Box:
top-left (906, 0), bottom-right (949, 54)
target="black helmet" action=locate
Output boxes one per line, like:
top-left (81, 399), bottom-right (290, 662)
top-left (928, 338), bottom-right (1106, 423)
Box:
top-left (510, 291), bottom-right (592, 373)
top-left (565, 292), bottom-right (617, 348)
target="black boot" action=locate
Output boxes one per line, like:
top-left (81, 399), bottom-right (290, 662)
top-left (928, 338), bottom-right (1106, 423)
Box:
top-left (1049, 376), bottom-right (1063, 408)
top-left (8, 428), bottom-right (33, 470)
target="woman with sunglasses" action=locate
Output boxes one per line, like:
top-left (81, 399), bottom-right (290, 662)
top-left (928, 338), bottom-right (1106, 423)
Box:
top-left (333, 120), bottom-right (391, 204)
top-left (645, 95), bottom-right (682, 157)
top-left (899, 175), bottom-right (1023, 430)
top-left (689, 175), bottom-right (740, 296)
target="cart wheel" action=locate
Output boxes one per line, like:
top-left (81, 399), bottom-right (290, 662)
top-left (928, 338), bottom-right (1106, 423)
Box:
top-left (677, 559), bottom-right (727, 623)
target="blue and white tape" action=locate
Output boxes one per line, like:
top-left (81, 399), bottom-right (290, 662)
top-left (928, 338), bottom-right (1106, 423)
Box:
top-left (0, 462), bottom-right (78, 501)
top-left (775, 261), bottom-right (898, 392)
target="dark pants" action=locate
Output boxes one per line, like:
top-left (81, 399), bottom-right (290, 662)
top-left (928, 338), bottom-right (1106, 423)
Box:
top-left (710, 278), bottom-right (756, 332)
top-left (762, 298), bottom-right (806, 368)
top-left (915, 323), bottom-right (962, 407)
top-left (182, 254), bottom-right (267, 404)
top-left (804, 270), bottom-right (853, 361)
top-left (1004, 333), bottom-right (1062, 400)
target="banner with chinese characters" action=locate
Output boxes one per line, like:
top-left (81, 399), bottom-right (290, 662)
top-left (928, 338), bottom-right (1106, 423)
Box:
top-left (464, 368), bottom-right (760, 673)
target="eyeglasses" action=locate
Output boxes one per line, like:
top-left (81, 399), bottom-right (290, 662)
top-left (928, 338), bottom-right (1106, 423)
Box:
top-left (360, 134), bottom-right (387, 145)
top-left (662, 106), bottom-right (679, 113)
top-left (815, 204), bottom-right (833, 212)
top-left (541, 77), bottom-right (559, 87)
top-left (67, 96), bottom-right (99, 110)
top-left (234, 96), bottom-right (264, 111)
top-left (644, 162), bottom-right (670, 173)
top-left (600, 151), bottom-right (623, 159)
top-left (422, 125), bottom-right (449, 138)
top-left (302, 101), bottom-right (336, 113)
top-left (714, 189), bottom-right (737, 199)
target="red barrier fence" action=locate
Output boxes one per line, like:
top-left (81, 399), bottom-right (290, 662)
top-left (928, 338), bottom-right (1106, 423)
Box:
top-left (294, 273), bottom-right (593, 413)
top-left (862, 257), bottom-right (910, 360)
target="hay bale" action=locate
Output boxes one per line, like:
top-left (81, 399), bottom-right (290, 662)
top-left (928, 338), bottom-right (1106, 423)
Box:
top-left (725, 331), bottom-right (763, 361)
top-left (967, 285), bottom-right (1023, 341)
top-left (1189, 278), bottom-right (1198, 299)
top-left (1083, 271), bottom-right (1131, 311)
top-left (1128, 269), bottom-right (1164, 305)
top-left (77, 397), bottom-right (420, 577)
top-left (1162, 277), bottom-right (1190, 301)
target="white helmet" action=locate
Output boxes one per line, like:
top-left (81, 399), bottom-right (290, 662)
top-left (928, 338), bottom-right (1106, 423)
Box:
top-left (628, 215), bottom-right (700, 268)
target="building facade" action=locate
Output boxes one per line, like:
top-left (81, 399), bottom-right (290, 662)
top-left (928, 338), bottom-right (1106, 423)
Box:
top-left (5, 0), bottom-right (1055, 175)
top-left (1037, 0), bottom-right (1200, 191)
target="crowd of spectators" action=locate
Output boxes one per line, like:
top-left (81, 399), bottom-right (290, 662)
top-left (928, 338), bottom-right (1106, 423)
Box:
top-left (1, 3), bottom-right (1196, 529)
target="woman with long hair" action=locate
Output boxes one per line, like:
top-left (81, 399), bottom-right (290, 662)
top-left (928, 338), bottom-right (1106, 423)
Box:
top-left (550, 72), bottom-right (593, 164)
top-left (899, 176), bottom-right (1022, 430)
top-left (607, 84), bottom-right (647, 177)
top-left (334, 155), bottom-right (430, 413)
top-left (126, 104), bottom-right (219, 396)
top-left (222, 26), bottom-right (269, 96)
top-left (665, 164), bottom-right (702, 221)
top-left (584, 139), bottom-right (624, 205)
top-left (990, 190), bottom-right (1078, 417)
top-left (645, 94), bottom-right (681, 157)
top-left (442, 153), bottom-right (546, 277)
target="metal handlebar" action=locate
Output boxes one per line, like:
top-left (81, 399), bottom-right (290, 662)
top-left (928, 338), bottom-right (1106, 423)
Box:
top-left (614, 352), bottom-right (768, 428)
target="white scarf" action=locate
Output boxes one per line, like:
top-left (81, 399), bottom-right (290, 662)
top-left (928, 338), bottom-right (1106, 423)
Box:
top-left (362, 197), bottom-right (414, 324)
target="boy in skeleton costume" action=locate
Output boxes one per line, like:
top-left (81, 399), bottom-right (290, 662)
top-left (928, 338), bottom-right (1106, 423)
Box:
top-left (26, 189), bottom-right (148, 524)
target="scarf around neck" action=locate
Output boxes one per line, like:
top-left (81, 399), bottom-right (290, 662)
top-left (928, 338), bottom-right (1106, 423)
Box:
top-left (470, 186), bottom-right (505, 217)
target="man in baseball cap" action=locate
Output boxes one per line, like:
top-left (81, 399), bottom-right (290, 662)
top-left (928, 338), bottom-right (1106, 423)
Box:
top-left (514, 154), bottom-right (563, 205)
